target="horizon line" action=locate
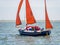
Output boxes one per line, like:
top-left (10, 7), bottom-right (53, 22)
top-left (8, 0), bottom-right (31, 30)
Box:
top-left (0, 20), bottom-right (59, 22)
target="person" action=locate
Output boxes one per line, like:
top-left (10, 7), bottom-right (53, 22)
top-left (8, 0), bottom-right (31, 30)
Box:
top-left (26, 26), bottom-right (33, 31)
top-left (34, 26), bottom-right (40, 31)
top-left (25, 25), bottom-right (40, 31)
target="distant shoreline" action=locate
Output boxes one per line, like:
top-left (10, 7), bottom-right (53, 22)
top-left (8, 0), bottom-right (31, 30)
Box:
top-left (0, 20), bottom-right (60, 22)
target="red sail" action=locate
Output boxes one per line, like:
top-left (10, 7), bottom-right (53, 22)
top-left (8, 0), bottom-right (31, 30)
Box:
top-left (16, 0), bottom-right (23, 26)
top-left (26, 0), bottom-right (36, 25)
top-left (45, 0), bottom-right (53, 29)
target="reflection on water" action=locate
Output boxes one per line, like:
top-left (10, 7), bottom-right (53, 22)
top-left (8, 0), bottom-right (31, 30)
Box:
top-left (0, 21), bottom-right (60, 45)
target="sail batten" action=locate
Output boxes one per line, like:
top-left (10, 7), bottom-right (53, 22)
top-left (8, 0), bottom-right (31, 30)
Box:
top-left (26, 0), bottom-right (36, 25)
top-left (16, 0), bottom-right (23, 26)
top-left (45, 0), bottom-right (53, 29)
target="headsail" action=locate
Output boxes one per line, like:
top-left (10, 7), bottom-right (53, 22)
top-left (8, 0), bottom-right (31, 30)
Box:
top-left (16, 0), bottom-right (23, 26)
top-left (26, 0), bottom-right (36, 25)
top-left (44, 0), bottom-right (53, 29)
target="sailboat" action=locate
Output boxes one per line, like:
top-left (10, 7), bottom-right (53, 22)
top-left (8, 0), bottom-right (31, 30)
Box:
top-left (16, 0), bottom-right (53, 36)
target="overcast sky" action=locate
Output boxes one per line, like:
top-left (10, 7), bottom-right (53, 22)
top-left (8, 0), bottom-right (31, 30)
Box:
top-left (0, 0), bottom-right (60, 20)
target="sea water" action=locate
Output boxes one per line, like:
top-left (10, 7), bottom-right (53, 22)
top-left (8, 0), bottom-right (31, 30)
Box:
top-left (0, 21), bottom-right (60, 45)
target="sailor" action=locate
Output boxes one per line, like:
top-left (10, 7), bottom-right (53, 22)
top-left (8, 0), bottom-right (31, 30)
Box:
top-left (34, 26), bottom-right (40, 31)
top-left (26, 26), bottom-right (33, 31)
top-left (26, 26), bottom-right (41, 31)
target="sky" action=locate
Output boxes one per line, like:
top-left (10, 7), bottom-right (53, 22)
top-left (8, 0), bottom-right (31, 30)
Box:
top-left (0, 0), bottom-right (60, 20)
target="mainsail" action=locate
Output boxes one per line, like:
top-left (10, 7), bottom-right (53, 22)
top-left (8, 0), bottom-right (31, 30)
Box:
top-left (26, 0), bottom-right (36, 25)
top-left (16, 0), bottom-right (23, 26)
top-left (45, 0), bottom-right (53, 29)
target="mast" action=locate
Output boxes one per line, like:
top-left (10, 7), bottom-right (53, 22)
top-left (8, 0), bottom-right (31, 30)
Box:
top-left (26, 0), bottom-right (36, 25)
top-left (16, 0), bottom-right (23, 26)
top-left (44, 0), bottom-right (53, 29)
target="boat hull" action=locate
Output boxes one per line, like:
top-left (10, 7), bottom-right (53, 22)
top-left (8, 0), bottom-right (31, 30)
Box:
top-left (18, 29), bottom-right (51, 36)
